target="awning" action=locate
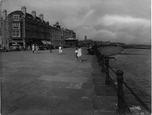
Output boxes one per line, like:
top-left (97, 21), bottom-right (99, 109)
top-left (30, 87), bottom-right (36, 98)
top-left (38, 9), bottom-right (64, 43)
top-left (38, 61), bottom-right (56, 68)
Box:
top-left (41, 40), bottom-right (48, 45)
top-left (65, 38), bottom-right (78, 41)
top-left (47, 41), bottom-right (52, 44)
top-left (45, 41), bottom-right (49, 44)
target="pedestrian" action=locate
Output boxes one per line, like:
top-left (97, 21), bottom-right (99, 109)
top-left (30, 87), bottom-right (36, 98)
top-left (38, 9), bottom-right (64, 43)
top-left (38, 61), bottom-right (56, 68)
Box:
top-left (35, 44), bottom-right (39, 53)
top-left (77, 46), bottom-right (82, 62)
top-left (75, 47), bottom-right (78, 61)
top-left (59, 45), bottom-right (62, 55)
top-left (50, 45), bottom-right (53, 53)
top-left (19, 45), bottom-right (22, 53)
top-left (32, 44), bottom-right (35, 53)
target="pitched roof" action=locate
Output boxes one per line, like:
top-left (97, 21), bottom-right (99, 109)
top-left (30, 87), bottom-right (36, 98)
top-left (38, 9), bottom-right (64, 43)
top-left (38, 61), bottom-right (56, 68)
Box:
top-left (8, 10), bottom-right (23, 16)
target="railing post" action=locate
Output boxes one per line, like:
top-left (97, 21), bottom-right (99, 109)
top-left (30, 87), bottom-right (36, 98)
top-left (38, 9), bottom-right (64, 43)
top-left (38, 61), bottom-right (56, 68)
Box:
top-left (105, 57), bottom-right (110, 85)
top-left (101, 55), bottom-right (105, 72)
top-left (98, 54), bottom-right (102, 66)
top-left (96, 49), bottom-right (100, 63)
top-left (116, 70), bottom-right (125, 115)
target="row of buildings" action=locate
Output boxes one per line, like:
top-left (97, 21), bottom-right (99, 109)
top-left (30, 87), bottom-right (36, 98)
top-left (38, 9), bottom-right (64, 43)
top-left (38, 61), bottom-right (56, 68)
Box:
top-left (0, 6), bottom-right (77, 50)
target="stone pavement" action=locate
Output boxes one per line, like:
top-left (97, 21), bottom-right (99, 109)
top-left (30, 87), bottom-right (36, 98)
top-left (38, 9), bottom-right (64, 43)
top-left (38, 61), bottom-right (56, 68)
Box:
top-left (1, 47), bottom-right (118, 115)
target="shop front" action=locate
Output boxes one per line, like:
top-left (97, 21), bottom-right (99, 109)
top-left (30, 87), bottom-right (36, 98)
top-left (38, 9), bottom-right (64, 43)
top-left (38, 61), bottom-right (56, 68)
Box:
top-left (65, 38), bottom-right (78, 47)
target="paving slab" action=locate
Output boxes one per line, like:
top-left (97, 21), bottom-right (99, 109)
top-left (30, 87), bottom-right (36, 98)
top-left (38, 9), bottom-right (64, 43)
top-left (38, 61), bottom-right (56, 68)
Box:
top-left (38, 75), bottom-right (89, 82)
top-left (94, 110), bottom-right (117, 115)
top-left (92, 77), bottom-right (106, 85)
top-left (18, 85), bottom-right (51, 97)
top-left (12, 95), bottom-right (60, 110)
top-left (2, 90), bottom-right (26, 104)
top-left (2, 82), bottom-right (24, 92)
top-left (93, 96), bottom-right (117, 110)
top-left (47, 88), bottom-right (93, 99)
top-left (1, 104), bottom-right (18, 115)
top-left (94, 85), bottom-right (117, 96)
top-left (52, 97), bottom-right (94, 115)
top-left (9, 108), bottom-right (52, 115)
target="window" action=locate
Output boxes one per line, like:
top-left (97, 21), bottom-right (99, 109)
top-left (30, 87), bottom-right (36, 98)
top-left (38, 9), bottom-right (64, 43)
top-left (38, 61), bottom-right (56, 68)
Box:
top-left (12, 23), bottom-right (20, 29)
top-left (13, 15), bottom-right (20, 21)
top-left (12, 30), bottom-right (20, 37)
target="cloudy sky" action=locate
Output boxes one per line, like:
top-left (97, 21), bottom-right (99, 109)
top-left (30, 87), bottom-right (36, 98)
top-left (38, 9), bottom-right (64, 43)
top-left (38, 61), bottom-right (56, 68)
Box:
top-left (1, 0), bottom-right (151, 44)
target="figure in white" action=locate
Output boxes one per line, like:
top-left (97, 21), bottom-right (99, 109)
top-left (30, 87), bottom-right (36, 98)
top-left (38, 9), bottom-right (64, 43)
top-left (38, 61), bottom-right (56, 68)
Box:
top-left (75, 47), bottom-right (78, 61)
top-left (77, 46), bottom-right (82, 62)
top-left (32, 44), bottom-right (35, 53)
top-left (59, 45), bottom-right (62, 55)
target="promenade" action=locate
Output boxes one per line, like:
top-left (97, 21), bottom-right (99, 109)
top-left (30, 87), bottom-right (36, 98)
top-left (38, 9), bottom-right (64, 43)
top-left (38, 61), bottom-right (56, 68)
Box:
top-left (1, 47), bottom-right (117, 115)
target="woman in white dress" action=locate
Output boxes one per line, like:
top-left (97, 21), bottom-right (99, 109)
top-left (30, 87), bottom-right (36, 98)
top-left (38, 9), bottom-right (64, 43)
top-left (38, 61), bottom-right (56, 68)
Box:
top-left (59, 45), bottom-right (62, 55)
top-left (77, 46), bottom-right (82, 62)
top-left (32, 44), bottom-right (35, 53)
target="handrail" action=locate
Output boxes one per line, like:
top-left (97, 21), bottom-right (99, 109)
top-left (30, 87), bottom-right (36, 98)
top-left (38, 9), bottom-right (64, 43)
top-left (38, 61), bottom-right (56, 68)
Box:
top-left (109, 64), bottom-right (151, 113)
top-left (123, 81), bottom-right (151, 113)
top-left (94, 46), bottom-right (151, 114)
top-left (109, 65), bottom-right (117, 75)
top-left (108, 65), bottom-right (132, 114)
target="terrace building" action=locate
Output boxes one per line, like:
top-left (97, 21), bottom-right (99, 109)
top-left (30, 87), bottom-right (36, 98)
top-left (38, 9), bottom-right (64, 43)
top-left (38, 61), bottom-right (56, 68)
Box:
top-left (1, 6), bottom-right (77, 50)
top-left (1, 10), bottom-right (9, 50)
top-left (2, 6), bottom-right (50, 50)
top-left (63, 28), bottom-right (78, 47)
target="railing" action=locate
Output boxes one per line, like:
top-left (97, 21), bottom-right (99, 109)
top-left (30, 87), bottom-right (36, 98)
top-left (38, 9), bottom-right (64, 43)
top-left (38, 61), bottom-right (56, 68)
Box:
top-left (94, 46), bottom-right (151, 115)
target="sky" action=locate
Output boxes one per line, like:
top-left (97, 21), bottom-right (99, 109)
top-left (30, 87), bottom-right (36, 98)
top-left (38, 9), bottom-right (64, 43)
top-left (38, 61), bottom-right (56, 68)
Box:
top-left (1, 0), bottom-right (151, 44)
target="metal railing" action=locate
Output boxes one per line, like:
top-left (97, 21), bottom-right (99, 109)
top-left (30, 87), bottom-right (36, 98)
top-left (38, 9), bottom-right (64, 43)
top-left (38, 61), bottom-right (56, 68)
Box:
top-left (94, 46), bottom-right (151, 115)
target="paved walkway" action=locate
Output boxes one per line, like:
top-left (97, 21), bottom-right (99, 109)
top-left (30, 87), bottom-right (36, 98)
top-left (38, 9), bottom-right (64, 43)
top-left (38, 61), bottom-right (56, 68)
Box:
top-left (1, 47), bottom-right (117, 115)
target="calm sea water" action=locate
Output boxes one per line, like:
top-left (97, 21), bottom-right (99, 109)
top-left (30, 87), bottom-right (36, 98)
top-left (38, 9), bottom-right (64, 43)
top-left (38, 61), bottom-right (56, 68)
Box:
top-left (109, 49), bottom-right (151, 108)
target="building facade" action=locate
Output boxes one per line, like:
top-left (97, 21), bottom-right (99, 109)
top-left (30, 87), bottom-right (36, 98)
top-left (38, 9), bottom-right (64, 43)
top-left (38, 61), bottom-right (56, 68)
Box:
top-left (63, 28), bottom-right (77, 47)
top-left (1, 10), bottom-right (9, 50)
top-left (7, 6), bottom-right (50, 49)
top-left (1, 6), bottom-right (77, 50)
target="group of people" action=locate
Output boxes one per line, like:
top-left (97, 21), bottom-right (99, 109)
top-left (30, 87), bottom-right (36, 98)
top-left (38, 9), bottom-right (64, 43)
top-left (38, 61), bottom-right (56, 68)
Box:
top-left (32, 44), bottom-right (83, 62)
top-left (32, 44), bottom-right (39, 53)
top-left (58, 45), bottom-right (82, 62)
top-left (87, 44), bottom-right (94, 55)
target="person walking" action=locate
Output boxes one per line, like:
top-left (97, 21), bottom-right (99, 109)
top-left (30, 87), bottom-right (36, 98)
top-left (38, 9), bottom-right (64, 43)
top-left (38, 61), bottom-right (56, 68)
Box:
top-left (49, 45), bottom-right (53, 53)
top-left (19, 45), bottom-right (23, 53)
top-left (59, 45), bottom-right (62, 55)
top-left (77, 46), bottom-right (82, 62)
top-left (75, 47), bottom-right (78, 61)
top-left (35, 44), bottom-right (39, 53)
top-left (32, 44), bottom-right (35, 53)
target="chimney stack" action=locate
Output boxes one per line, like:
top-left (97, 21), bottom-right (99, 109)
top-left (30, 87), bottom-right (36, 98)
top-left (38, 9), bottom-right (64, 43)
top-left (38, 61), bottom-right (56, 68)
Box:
top-left (3, 9), bottom-right (7, 20)
top-left (39, 14), bottom-right (44, 21)
top-left (31, 11), bottom-right (36, 19)
top-left (21, 6), bottom-right (26, 15)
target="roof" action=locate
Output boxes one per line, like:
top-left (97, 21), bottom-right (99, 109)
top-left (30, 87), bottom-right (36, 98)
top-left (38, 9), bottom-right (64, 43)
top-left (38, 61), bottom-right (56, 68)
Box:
top-left (8, 10), bottom-right (43, 22)
top-left (8, 10), bottom-right (23, 16)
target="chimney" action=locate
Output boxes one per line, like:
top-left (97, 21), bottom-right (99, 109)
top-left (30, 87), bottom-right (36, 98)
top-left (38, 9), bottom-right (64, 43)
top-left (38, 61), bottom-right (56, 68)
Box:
top-left (39, 14), bottom-right (44, 21)
top-left (21, 6), bottom-right (26, 15)
top-left (46, 21), bottom-right (49, 25)
top-left (31, 11), bottom-right (36, 19)
top-left (3, 9), bottom-right (7, 19)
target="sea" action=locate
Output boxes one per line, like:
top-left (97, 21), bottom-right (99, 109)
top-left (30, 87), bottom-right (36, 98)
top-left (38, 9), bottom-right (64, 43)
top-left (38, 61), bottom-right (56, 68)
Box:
top-left (109, 48), bottom-right (151, 110)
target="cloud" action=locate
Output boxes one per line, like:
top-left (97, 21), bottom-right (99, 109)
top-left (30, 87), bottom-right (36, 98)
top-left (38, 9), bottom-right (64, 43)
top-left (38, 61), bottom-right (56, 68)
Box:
top-left (1, 0), bottom-right (151, 44)
top-left (76, 15), bottom-right (150, 44)
top-left (97, 15), bottom-right (151, 44)
top-left (100, 15), bottom-right (150, 27)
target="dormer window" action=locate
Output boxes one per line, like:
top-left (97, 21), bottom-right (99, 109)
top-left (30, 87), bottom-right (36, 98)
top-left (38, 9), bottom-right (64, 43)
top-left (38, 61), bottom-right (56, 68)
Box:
top-left (13, 15), bottom-right (20, 21)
